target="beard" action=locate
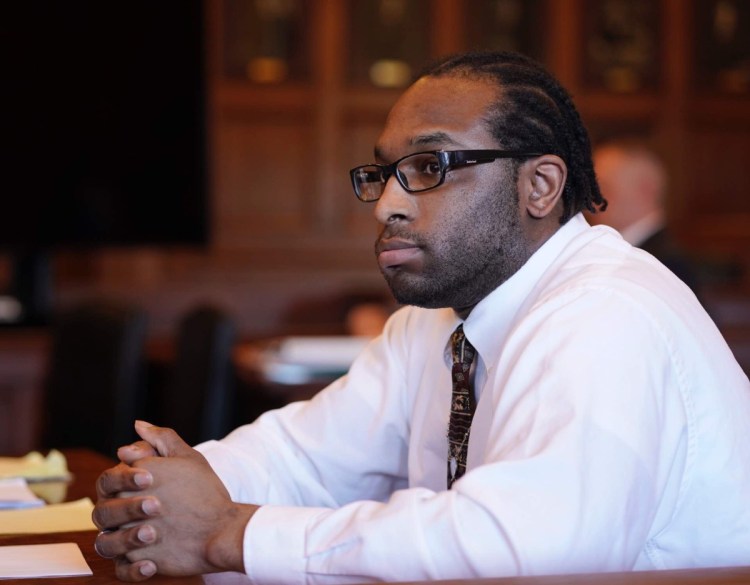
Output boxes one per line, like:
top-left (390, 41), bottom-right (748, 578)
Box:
top-left (377, 181), bottom-right (529, 311)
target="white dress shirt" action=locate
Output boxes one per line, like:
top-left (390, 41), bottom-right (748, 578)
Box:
top-left (198, 214), bottom-right (750, 584)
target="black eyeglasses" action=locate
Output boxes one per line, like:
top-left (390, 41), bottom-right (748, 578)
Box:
top-left (349, 149), bottom-right (542, 202)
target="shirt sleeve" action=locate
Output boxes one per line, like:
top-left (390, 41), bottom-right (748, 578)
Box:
top-left (237, 288), bottom-right (690, 584)
top-left (196, 315), bottom-right (414, 508)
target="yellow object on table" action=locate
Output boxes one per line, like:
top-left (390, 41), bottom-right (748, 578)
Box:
top-left (0, 498), bottom-right (96, 534)
top-left (0, 450), bottom-right (71, 482)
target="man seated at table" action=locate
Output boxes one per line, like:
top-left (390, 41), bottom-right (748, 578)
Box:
top-left (93, 51), bottom-right (750, 582)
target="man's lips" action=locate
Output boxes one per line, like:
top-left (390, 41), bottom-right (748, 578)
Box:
top-left (376, 238), bottom-right (422, 270)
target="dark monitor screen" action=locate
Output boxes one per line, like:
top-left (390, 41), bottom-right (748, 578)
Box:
top-left (1, 1), bottom-right (207, 249)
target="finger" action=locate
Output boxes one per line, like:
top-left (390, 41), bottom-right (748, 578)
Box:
top-left (92, 496), bottom-right (161, 531)
top-left (95, 522), bottom-right (158, 559)
top-left (134, 420), bottom-right (193, 458)
top-left (96, 464), bottom-right (153, 499)
top-left (118, 440), bottom-right (159, 465)
top-left (114, 557), bottom-right (158, 582)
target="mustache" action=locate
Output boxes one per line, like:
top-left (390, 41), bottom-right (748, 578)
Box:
top-left (375, 227), bottom-right (426, 253)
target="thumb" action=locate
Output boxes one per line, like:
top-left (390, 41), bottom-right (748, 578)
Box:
top-left (134, 420), bottom-right (192, 457)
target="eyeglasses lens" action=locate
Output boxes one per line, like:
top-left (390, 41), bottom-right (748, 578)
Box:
top-left (397, 153), bottom-right (442, 192)
top-left (353, 152), bottom-right (444, 201)
top-left (354, 166), bottom-right (384, 201)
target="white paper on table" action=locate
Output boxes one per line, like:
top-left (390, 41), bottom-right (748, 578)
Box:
top-left (0, 542), bottom-right (92, 579)
top-left (276, 336), bottom-right (371, 368)
top-left (0, 478), bottom-right (45, 509)
top-left (260, 336), bottom-right (372, 384)
top-left (0, 498), bottom-right (96, 535)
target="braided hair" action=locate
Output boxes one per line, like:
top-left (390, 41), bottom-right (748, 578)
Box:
top-left (420, 51), bottom-right (606, 222)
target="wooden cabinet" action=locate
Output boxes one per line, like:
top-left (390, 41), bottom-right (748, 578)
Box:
top-left (5, 0), bottom-right (748, 454)
top-left (207, 0), bottom-right (750, 268)
top-left (47, 0), bottom-right (748, 341)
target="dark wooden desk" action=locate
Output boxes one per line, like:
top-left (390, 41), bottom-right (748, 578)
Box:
top-left (390, 567), bottom-right (750, 585)
top-left (0, 449), bottom-right (202, 584)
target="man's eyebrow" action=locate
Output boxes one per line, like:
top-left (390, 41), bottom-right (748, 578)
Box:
top-left (410, 132), bottom-right (455, 147)
top-left (373, 132), bottom-right (458, 162)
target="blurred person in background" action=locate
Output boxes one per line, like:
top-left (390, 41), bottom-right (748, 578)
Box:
top-left (591, 139), bottom-right (701, 296)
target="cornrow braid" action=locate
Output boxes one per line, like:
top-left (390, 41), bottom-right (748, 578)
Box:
top-left (420, 51), bottom-right (606, 223)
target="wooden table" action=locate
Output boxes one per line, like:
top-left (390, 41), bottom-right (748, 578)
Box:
top-left (2, 450), bottom-right (749, 585)
top-left (390, 567), bottom-right (750, 585)
top-left (0, 449), bottom-right (203, 584)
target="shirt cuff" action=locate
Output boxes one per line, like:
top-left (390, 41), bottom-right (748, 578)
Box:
top-left (244, 504), bottom-right (330, 584)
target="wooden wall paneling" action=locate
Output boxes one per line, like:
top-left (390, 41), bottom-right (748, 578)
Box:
top-left (312, 0), bottom-right (346, 233)
top-left (683, 125), bottom-right (750, 217)
top-left (579, 0), bottom-right (662, 94)
top-left (40, 0), bottom-right (750, 344)
top-left (345, 0), bottom-right (432, 88)
top-left (679, 122), bottom-right (750, 289)
top-left (658, 0), bottom-right (690, 228)
top-left (577, 93), bottom-right (660, 131)
top-left (680, 0), bottom-right (750, 283)
top-left (463, 0), bottom-right (547, 62)
top-left (0, 333), bottom-right (48, 454)
top-left (432, 0), bottom-right (464, 56)
top-left (213, 108), bottom-right (316, 248)
top-left (691, 0), bottom-right (750, 95)
top-left (546, 0), bottom-right (580, 88)
top-left (220, 0), bottom-right (312, 84)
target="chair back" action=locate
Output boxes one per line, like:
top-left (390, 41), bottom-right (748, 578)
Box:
top-left (43, 300), bottom-right (147, 456)
top-left (159, 305), bottom-right (236, 445)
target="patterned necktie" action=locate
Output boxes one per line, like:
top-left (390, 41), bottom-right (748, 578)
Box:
top-left (447, 324), bottom-right (477, 489)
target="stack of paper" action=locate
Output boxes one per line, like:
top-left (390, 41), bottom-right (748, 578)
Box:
top-left (0, 478), bottom-right (45, 509)
top-left (0, 498), bottom-right (96, 535)
top-left (0, 543), bottom-right (92, 579)
top-left (0, 451), bottom-right (95, 534)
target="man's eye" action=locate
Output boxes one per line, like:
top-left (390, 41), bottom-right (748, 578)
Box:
top-left (416, 157), bottom-right (441, 175)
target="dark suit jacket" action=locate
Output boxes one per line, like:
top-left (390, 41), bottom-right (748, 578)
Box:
top-left (640, 228), bottom-right (700, 296)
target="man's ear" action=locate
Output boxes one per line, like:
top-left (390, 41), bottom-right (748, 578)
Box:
top-left (519, 155), bottom-right (567, 219)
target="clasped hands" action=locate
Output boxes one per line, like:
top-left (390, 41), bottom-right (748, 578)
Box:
top-left (92, 420), bottom-right (258, 581)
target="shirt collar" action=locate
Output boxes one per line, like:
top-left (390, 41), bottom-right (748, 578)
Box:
top-left (454, 213), bottom-right (591, 372)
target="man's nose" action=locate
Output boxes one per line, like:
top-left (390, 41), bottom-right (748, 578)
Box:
top-left (374, 175), bottom-right (416, 225)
